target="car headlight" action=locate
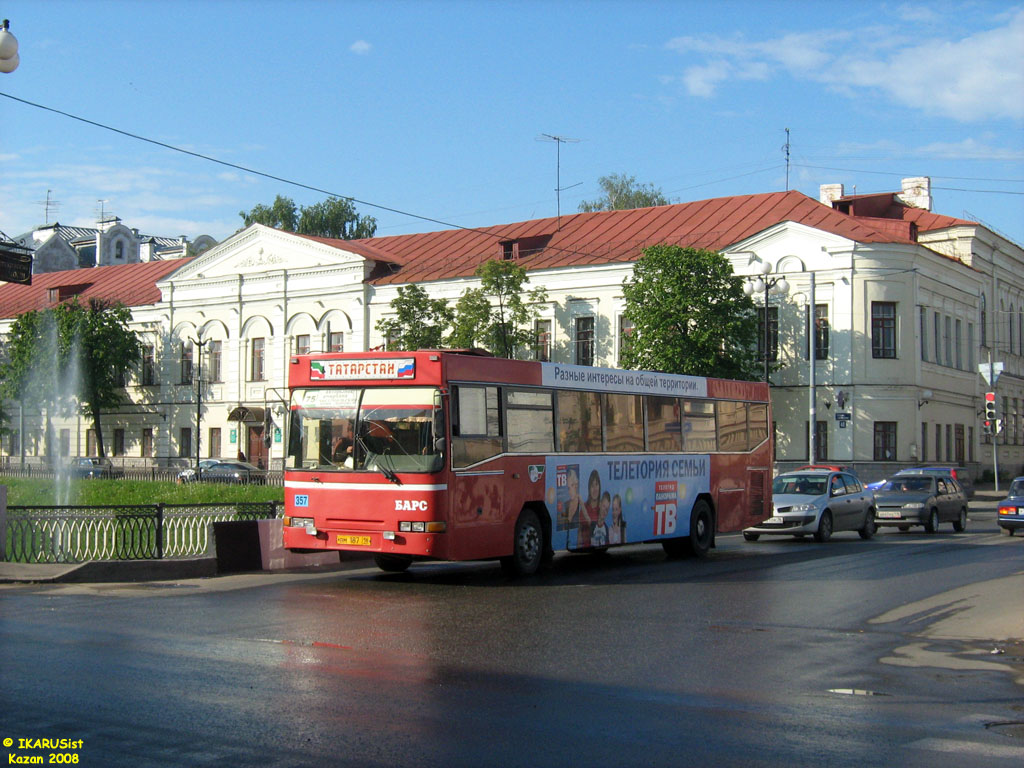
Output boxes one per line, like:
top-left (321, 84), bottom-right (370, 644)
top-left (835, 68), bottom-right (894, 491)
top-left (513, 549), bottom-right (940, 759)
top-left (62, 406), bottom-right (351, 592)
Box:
top-left (902, 502), bottom-right (924, 510)
top-left (790, 503), bottom-right (817, 512)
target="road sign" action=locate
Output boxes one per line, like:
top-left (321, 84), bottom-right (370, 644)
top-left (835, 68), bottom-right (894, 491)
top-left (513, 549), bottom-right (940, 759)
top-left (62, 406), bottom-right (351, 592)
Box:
top-left (980, 363), bottom-right (1003, 386)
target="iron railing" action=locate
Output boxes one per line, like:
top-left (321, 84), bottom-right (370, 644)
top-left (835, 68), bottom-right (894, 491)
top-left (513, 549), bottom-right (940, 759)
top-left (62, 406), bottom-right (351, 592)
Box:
top-left (1, 502), bottom-right (282, 564)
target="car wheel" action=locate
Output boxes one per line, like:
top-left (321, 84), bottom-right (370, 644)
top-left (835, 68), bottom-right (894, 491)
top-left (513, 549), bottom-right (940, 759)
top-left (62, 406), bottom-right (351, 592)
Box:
top-left (952, 508), bottom-right (967, 533)
top-left (743, 532), bottom-right (760, 542)
top-left (924, 508), bottom-right (939, 534)
top-left (373, 554), bottom-right (412, 573)
top-left (500, 509), bottom-right (544, 576)
top-left (858, 510), bottom-right (876, 540)
top-left (814, 511), bottom-right (833, 543)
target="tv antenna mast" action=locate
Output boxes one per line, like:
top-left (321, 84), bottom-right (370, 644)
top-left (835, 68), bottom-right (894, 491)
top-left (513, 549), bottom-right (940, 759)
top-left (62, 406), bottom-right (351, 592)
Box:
top-left (35, 189), bottom-right (61, 224)
top-left (537, 133), bottom-right (581, 228)
top-left (782, 128), bottom-right (791, 191)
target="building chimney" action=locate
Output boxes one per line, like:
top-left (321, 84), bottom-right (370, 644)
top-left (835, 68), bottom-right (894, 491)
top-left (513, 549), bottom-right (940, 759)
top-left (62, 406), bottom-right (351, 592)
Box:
top-left (819, 183), bottom-right (844, 205)
top-left (898, 177), bottom-right (932, 211)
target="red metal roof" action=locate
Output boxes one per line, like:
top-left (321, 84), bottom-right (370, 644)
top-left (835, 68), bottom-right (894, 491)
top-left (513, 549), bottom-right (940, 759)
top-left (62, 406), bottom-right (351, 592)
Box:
top-left (0, 259), bottom-right (191, 319)
top-left (298, 190), bottom-right (944, 286)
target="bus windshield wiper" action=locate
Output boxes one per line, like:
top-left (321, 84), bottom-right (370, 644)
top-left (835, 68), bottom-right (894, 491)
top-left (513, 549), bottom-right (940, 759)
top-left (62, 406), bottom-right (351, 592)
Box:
top-left (355, 434), bottom-right (402, 485)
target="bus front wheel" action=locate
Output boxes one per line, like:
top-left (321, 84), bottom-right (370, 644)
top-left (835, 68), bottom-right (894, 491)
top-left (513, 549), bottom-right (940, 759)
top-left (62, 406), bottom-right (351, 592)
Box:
top-left (374, 553), bottom-right (412, 573)
top-left (501, 509), bottom-right (544, 577)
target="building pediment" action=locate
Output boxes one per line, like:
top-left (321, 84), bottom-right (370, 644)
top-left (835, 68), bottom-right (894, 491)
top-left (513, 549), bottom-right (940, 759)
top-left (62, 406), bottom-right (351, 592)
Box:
top-left (164, 224), bottom-right (370, 283)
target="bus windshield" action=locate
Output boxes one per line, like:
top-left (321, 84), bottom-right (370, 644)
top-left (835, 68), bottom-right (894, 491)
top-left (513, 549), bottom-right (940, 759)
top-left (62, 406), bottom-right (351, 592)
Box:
top-left (288, 387), bottom-right (444, 474)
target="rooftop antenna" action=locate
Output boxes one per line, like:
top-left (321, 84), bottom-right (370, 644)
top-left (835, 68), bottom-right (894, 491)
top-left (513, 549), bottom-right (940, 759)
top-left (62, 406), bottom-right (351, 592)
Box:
top-left (782, 128), bottom-right (791, 191)
top-left (537, 133), bottom-right (581, 229)
top-left (35, 189), bottom-right (61, 224)
top-left (96, 199), bottom-right (109, 224)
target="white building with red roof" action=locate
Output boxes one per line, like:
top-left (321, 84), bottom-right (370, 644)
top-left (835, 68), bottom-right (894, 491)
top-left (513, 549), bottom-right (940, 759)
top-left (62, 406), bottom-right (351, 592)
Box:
top-left (2, 177), bottom-right (1022, 481)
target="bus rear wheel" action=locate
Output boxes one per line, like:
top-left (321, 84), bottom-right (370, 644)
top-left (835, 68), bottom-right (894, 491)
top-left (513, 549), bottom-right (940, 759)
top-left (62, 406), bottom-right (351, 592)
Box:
top-left (501, 509), bottom-right (544, 577)
top-left (663, 499), bottom-right (714, 559)
top-left (374, 553), bottom-right (412, 573)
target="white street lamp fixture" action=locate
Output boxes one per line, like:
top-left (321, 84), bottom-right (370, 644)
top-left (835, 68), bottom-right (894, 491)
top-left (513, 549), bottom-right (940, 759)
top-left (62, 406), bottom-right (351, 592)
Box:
top-left (0, 20), bottom-right (19, 74)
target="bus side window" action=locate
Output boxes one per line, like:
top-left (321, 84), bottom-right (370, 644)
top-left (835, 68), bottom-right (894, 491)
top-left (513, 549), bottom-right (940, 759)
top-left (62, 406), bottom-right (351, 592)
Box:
top-left (506, 389), bottom-right (554, 453)
top-left (646, 396), bottom-right (681, 451)
top-left (717, 400), bottom-right (748, 452)
top-left (452, 385), bottom-right (503, 468)
top-left (683, 399), bottom-right (717, 452)
top-left (556, 390), bottom-right (602, 452)
top-left (748, 402), bottom-right (768, 449)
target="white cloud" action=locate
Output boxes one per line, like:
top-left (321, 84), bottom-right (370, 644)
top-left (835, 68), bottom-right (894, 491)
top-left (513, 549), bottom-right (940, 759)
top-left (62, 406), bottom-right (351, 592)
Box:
top-left (350, 40), bottom-right (372, 55)
top-left (664, 9), bottom-right (1024, 121)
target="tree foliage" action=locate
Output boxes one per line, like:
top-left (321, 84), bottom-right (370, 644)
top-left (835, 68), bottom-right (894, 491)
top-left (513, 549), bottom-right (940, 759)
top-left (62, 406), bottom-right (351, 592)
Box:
top-left (0, 299), bottom-right (142, 459)
top-left (240, 195), bottom-right (377, 239)
top-left (449, 260), bottom-right (547, 358)
top-left (376, 284), bottom-right (454, 351)
top-left (620, 245), bottom-right (759, 379)
top-left (578, 173), bottom-right (672, 213)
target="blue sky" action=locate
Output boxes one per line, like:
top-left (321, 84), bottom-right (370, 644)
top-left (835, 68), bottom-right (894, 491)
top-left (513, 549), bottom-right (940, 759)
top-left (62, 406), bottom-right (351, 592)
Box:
top-left (1, 0), bottom-right (1022, 246)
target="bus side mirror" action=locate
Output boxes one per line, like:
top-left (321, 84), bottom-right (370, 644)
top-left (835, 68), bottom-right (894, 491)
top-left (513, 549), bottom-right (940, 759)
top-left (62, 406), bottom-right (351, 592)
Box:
top-left (434, 437), bottom-right (447, 454)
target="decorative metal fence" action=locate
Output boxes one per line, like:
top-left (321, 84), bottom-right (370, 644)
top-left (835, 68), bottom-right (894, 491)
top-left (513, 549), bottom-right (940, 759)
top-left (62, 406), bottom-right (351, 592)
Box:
top-left (1, 502), bottom-right (282, 564)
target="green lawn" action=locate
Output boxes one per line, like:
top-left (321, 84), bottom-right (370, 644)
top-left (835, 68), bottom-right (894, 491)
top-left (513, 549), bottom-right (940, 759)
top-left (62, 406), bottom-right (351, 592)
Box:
top-left (1, 477), bottom-right (284, 507)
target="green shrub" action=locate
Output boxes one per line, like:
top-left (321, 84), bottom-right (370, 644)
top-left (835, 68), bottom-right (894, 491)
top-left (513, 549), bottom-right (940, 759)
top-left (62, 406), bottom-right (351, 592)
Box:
top-left (1, 477), bottom-right (283, 507)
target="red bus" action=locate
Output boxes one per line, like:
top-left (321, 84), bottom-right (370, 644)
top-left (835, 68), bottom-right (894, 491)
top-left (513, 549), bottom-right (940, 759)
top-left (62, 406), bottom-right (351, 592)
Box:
top-left (282, 350), bottom-right (772, 575)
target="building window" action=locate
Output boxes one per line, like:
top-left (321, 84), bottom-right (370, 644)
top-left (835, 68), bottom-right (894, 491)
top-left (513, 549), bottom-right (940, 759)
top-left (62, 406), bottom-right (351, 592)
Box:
top-left (873, 422), bottom-right (897, 461)
top-left (944, 315), bottom-right (952, 367)
top-left (329, 331), bottom-right (344, 353)
top-left (533, 320), bottom-right (551, 362)
top-left (115, 241), bottom-right (124, 260)
top-left (179, 428), bottom-right (192, 459)
top-left (141, 345), bottom-right (155, 386)
top-left (968, 322), bottom-right (975, 371)
top-left (921, 422), bottom-right (928, 462)
top-left (618, 315), bottom-right (635, 364)
top-left (934, 311), bottom-right (941, 362)
top-left (295, 334), bottom-right (310, 356)
top-left (920, 307), bottom-right (928, 362)
top-left (250, 338), bottom-right (265, 381)
top-left (207, 340), bottom-right (222, 383)
top-left (968, 426), bottom-right (975, 462)
top-left (1011, 305), bottom-right (1016, 354)
top-left (955, 319), bottom-right (962, 369)
top-left (142, 428), bottom-right (153, 458)
top-left (758, 306), bottom-right (779, 362)
top-left (981, 293), bottom-right (987, 347)
top-left (872, 302), bottom-right (897, 358)
top-left (809, 304), bottom-right (829, 360)
top-left (955, 424), bottom-right (965, 463)
top-left (575, 316), bottom-right (595, 367)
top-left (814, 420), bottom-right (828, 462)
top-left (945, 424), bottom-right (953, 462)
top-left (209, 427), bottom-right (221, 459)
top-left (1003, 396), bottom-right (1010, 445)
top-left (113, 429), bottom-right (125, 457)
top-left (59, 429), bottom-right (71, 457)
top-left (935, 422), bottom-right (942, 459)
top-left (180, 341), bottom-right (194, 384)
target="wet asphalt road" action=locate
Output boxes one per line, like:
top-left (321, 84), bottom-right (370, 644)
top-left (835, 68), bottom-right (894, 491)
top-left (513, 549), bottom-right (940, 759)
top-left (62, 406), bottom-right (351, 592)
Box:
top-left (1, 506), bottom-right (1022, 767)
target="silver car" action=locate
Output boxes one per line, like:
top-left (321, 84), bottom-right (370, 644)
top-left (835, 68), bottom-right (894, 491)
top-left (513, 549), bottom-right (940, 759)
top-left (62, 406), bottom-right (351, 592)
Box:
top-left (744, 470), bottom-right (876, 543)
top-left (873, 475), bottom-right (968, 533)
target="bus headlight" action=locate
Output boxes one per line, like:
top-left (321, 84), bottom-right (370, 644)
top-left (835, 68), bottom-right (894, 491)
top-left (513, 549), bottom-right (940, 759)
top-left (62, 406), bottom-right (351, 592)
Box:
top-left (398, 521), bottom-right (446, 533)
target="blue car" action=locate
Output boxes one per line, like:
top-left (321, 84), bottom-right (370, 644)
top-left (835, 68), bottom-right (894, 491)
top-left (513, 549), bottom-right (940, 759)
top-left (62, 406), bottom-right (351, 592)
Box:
top-left (997, 477), bottom-right (1024, 536)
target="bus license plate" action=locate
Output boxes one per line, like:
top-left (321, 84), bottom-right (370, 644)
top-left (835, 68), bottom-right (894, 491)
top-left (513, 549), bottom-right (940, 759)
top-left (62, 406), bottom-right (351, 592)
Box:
top-left (337, 535), bottom-right (372, 546)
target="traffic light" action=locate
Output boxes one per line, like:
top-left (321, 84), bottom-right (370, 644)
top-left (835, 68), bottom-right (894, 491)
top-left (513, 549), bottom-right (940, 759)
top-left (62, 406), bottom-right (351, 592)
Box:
top-left (985, 391), bottom-right (997, 421)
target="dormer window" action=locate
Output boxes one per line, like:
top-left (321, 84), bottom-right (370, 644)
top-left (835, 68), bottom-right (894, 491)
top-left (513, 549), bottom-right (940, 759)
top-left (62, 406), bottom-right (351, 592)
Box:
top-left (115, 241), bottom-right (124, 260)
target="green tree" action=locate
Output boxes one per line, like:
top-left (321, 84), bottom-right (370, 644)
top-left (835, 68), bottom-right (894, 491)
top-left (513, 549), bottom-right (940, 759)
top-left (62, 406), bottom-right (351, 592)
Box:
top-left (578, 173), bottom-right (672, 212)
top-left (449, 260), bottom-right (547, 358)
top-left (240, 195), bottom-right (377, 239)
top-left (0, 299), bottom-right (142, 459)
top-left (620, 245), bottom-right (759, 379)
top-left (376, 284), bottom-right (454, 350)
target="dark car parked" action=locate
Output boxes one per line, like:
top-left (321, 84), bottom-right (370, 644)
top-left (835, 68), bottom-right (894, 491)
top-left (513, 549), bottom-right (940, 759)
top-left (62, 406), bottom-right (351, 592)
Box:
top-left (867, 466), bottom-right (974, 499)
top-left (873, 475), bottom-right (968, 533)
top-left (67, 457), bottom-right (122, 479)
top-left (996, 477), bottom-right (1024, 537)
top-left (187, 459), bottom-right (267, 485)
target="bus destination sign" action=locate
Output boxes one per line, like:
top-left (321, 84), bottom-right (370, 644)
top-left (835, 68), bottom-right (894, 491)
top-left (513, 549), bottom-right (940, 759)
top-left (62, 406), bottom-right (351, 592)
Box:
top-left (310, 358), bottom-right (415, 381)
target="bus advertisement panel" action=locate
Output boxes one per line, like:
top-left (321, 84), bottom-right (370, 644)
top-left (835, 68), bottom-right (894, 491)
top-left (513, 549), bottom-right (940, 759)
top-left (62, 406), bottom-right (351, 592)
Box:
top-left (547, 455), bottom-right (710, 550)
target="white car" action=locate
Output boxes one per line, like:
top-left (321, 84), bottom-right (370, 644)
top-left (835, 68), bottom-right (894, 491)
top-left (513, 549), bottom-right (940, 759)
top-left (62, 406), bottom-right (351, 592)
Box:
top-left (744, 470), bottom-right (876, 543)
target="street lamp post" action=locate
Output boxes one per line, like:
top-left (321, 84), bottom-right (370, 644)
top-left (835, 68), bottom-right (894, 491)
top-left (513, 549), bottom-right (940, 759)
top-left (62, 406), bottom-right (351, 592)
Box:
top-left (743, 261), bottom-right (789, 383)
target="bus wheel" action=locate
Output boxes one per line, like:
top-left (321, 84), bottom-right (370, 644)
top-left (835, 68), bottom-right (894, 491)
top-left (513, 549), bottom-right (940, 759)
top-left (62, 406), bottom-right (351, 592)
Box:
top-left (501, 509), bottom-right (544, 577)
top-left (374, 553), bottom-right (412, 573)
top-left (687, 499), bottom-right (714, 557)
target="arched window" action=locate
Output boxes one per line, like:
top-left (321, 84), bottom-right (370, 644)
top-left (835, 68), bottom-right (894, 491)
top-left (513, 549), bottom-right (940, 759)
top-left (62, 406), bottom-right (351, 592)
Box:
top-left (115, 241), bottom-right (124, 260)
